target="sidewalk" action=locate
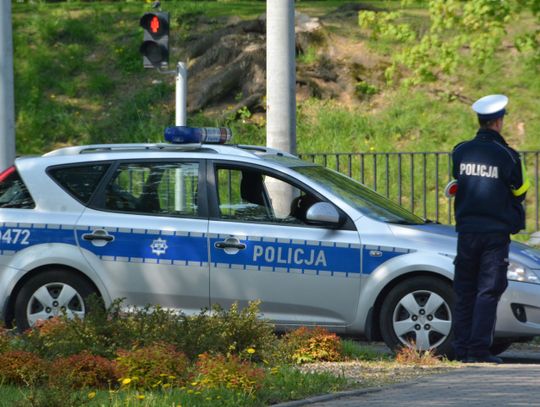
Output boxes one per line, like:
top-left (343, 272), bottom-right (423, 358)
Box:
top-left (274, 346), bottom-right (540, 407)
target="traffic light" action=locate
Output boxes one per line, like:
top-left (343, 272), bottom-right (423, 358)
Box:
top-left (140, 12), bottom-right (170, 68)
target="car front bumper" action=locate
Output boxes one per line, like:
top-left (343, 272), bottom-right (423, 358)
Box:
top-left (496, 280), bottom-right (540, 337)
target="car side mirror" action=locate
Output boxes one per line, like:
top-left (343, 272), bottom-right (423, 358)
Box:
top-left (305, 202), bottom-right (343, 227)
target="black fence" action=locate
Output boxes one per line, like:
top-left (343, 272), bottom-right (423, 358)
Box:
top-left (299, 151), bottom-right (540, 233)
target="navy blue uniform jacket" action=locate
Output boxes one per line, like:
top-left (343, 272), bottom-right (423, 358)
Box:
top-left (452, 128), bottom-right (528, 234)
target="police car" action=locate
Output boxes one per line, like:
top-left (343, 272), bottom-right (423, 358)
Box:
top-left (1, 126), bottom-right (540, 356)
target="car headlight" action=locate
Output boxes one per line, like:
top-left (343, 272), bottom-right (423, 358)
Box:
top-left (507, 262), bottom-right (540, 284)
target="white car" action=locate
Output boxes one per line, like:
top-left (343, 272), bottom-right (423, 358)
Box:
top-left (1, 127), bottom-right (540, 356)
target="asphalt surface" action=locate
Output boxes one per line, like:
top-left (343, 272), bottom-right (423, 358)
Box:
top-left (274, 346), bottom-right (540, 407)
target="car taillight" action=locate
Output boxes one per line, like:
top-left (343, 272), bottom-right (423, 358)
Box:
top-left (0, 166), bottom-right (16, 183)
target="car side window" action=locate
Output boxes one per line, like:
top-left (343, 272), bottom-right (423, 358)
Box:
top-left (98, 162), bottom-right (199, 217)
top-left (49, 164), bottom-right (109, 205)
top-left (216, 167), bottom-right (320, 224)
top-left (0, 167), bottom-right (35, 209)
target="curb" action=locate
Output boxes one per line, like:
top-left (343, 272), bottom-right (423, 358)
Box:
top-left (270, 380), bottom-right (416, 407)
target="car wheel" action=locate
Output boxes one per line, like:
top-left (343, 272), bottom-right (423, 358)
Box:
top-left (14, 269), bottom-right (98, 332)
top-left (380, 276), bottom-right (454, 356)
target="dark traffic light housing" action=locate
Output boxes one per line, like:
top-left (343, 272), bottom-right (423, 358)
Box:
top-left (140, 12), bottom-right (170, 68)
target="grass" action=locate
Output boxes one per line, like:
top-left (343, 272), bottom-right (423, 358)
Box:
top-left (341, 339), bottom-right (392, 361)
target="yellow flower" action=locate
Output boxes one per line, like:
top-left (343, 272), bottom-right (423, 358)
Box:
top-left (87, 391), bottom-right (96, 400)
top-left (162, 383), bottom-right (171, 389)
top-left (137, 394), bottom-right (145, 400)
top-left (247, 348), bottom-right (256, 354)
top-left (122, 378), bottom-right (132, 385)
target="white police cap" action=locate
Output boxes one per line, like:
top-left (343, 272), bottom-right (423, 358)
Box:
top-left (471, 94), bottom-right (508, 120)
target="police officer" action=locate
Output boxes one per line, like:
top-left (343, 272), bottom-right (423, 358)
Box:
top-left (451, 94), bottom-right (529, 364)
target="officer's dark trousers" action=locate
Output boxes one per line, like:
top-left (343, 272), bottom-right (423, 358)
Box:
top-left (452, 232), bottom-right (510, 358)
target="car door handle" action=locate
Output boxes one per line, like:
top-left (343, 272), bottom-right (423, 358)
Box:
top-left (82, 230), bottom-right (115, 242)
top-left (214, 241), bottom-right (246, 250)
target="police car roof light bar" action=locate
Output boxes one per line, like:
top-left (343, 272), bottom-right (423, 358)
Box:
top-left (164, 126), bottom-right (232, 145)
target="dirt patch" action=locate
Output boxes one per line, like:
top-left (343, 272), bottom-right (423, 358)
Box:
top-left (297, 360), bottom-right (459, 387)
top-left (177, 6), bottom-right (387, 118)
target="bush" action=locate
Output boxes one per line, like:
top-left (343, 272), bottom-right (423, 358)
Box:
top-left (0, 350), bottom-right (48, 385)
top-left (20, 299), bottom-right (115, 359)
top-left (183, 301), bottom-right (278, 362)
top-left (280, 327), bottom-right (343, 364)
top-left (20, 299), bottom-right (278, 364)
top-left (115, 342), bottom-right (190, 389)
top-left (49, 351), bottom-right (117, 389)
top-left (0, 327), bottom-right (13, 353)
top-left (395, 345), bottom-right (441, 366)
top-left (193, 353), bottom-right (266, 394)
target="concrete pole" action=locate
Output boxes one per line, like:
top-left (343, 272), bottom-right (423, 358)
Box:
top-left (0, 0), bottom-right (16, 172)
top-left (266, 0), bottom-right (296, 155)
top-left (266, 0), bottom-right (296, 216)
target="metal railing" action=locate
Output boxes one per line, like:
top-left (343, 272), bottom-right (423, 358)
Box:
top-left (299, 151), bottom-right (540, 233)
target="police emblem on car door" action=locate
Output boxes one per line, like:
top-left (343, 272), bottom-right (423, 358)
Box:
top-left (207, 163), bottom-right (362, 327)
top-left (76, 160), bottom-right (210, 313)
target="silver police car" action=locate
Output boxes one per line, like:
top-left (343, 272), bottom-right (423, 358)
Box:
top-left (1, 129), bottom-right (540, 356)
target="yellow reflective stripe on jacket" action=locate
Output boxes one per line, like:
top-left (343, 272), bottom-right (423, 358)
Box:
top-left (512, 161), bottom-right (530, 197)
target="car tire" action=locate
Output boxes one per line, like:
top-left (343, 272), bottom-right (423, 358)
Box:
top-left (14, 269), bottom-right (98, 332)
top-left (380, 276), bottom-right (454, 356)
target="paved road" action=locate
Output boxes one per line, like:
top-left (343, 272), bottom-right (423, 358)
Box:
top-left (276, 346), bottom-right (540, 407)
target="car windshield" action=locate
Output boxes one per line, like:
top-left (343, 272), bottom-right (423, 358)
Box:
top-left (294, 165), bottom-right (425, 224)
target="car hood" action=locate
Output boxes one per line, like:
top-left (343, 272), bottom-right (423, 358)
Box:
top-left (389, 222), bottom-right (540, 269)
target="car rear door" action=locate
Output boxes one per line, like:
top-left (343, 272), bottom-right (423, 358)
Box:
top-left (75, 159), bottom-right (210, 314)
top-left (207, 161), bottom-right (362, 328)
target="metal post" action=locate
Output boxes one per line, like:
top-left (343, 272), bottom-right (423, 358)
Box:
top-left (175, 62), bottom-right (187, 126)
top-left (174, 62), bottom-right (188, 211)
top-left (0, 1), bottom-right (16, 172)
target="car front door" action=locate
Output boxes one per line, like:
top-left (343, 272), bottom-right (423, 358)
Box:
top-left (76, 159), bottom-right (210, 313)
top-left (207, 162), bottom-right (362, 328)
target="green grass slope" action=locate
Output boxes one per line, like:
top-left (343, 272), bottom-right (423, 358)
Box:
top-left (11, 1), bottom-right (539, 156)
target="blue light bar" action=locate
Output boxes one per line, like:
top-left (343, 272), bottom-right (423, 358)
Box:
top-left (164, 126), bottom-right (232, 144)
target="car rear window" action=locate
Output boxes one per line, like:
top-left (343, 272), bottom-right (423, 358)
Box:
top-left (0, 166), bottom-right (35, 209)
top-left (48, 164), bottom-right (110, 205)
